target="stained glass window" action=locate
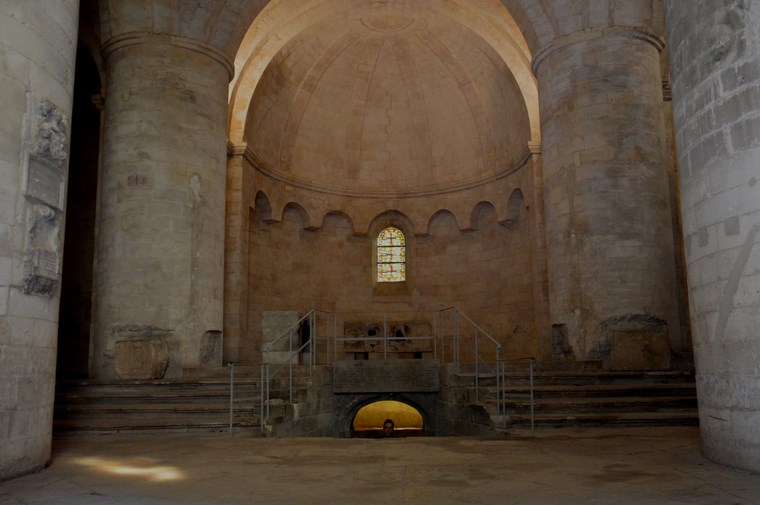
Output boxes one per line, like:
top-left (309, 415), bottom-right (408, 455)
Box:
top-left (377, 227), bottom-right (406, 283)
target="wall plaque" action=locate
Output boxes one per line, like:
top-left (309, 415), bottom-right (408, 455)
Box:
top-left (26, 156), bottom-right (64, 210)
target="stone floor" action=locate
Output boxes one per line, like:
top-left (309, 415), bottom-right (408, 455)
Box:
top-left (2, 427), bottom-right (759, 505)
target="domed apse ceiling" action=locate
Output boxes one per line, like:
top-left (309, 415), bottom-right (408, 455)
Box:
top-left (244, 3), bottom-right (532, 197)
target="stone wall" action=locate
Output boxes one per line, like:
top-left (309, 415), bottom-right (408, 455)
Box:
top-left (244, 166), bottom-right (540, 364)
top-left (666, 0), bottom-right (760, 472)
top-left (0, 0), bottom-right (79, 480)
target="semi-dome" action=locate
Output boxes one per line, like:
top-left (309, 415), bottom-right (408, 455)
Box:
top-left (244, 2), bottom-right (532, 197)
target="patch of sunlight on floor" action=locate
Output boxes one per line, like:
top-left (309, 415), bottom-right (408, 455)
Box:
top-left (72, 457), bottom-right (184, 481)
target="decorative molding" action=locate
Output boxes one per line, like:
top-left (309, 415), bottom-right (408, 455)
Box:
top-left (532, 27), bottom-right (666, 75)
top-left (227, 140), bottom-right (247, 157)
top-left (102, 32), bottom-right (234, 80)
top-left (245, 144), bottom-right (536, 199)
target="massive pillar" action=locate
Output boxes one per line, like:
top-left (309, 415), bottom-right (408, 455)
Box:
top-left (534, 28), bottom-right (681, 365)
top-left (91, 34), bottom-right (231, 378)
top-left (666, 1), bottom-right (760, 471)
top-left (0, 1), bottom-right (79, 479)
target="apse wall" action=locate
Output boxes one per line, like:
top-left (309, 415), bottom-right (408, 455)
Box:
top-left (244, 184), bottom-right (537, 364)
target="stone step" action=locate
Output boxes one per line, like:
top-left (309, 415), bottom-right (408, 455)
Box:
top-left (494, 395), bottom-right (698, 414)
top-left (499, 410), bottom-right (699, 429)
top-left (490, 382), bottom-right (697, 398)
top-left (454, 369), bottom-right (695, 384)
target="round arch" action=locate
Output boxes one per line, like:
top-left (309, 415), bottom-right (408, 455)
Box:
top-left (352, 399), bottom-right (424, 437)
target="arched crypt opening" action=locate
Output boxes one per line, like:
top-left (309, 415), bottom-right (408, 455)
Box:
top-left (3, 0), bottom-right (760, 482)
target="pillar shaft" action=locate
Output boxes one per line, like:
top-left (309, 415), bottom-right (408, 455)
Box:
top-left (535, 29), bottom-right (681, 362)
top-left (666, 0), bottom-right (760, 472)
top-left (0, 0), bottom-right (79, 479)
top-left (92, 34), bottom-right (230, 378)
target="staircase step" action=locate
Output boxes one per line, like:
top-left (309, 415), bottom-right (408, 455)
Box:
top-left (503, 410), bottom-right (699, 428)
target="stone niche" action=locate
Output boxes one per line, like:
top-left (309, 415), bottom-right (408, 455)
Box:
top-left (114, 339), bottom-right (169, 379)
top-left (606, 315), bottom-right (671, 371)
top-left (262, 311), bottom-right (301, 364)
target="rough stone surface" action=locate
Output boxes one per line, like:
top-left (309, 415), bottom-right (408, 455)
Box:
top-left (7, 428), bottom-right (759, 505)
top-left (0, 0), bottom-right (78, 481)
top-left (609, 331), bottom-right (672, 371)
top-left (535, 29), bottom-right (681, 363)
top-left (666, 0), bottom-right (760, 473)
top-left (114, 340), bottom-right (169, 380)
top-left (90, 34), bottom-right (229, 379)
top-left (333, 359), bottom-right (440, 393)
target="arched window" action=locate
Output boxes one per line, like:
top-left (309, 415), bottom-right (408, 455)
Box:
top-left (377, 227), bottom-right (406, 283)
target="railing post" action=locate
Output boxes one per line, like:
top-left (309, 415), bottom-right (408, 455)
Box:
top-left (383, 313), bottom-right (388, 360)
top-left (433, 315), bottom-right (438, 359)
top-left (260, 362), bottom-right (265, 432)
top-left (228, 362), bottom-right (234, 435)
top-left (454, 309), bottom-right (460, 373)
top-left (474, 327), bottom-right (479, 403)
top-left (530, 358), bottom-right (535, 433)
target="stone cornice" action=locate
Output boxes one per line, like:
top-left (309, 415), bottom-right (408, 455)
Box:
top-left (532, 27), bottom-right (666, 75)
top-left (102, 32), bottom-right (235, 81)
top-left (243, 144), bottom-right (537, 199)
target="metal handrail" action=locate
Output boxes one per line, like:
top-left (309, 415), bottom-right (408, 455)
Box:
top-left (260, 309), bottom-right (336, 431)
top-left (436, 306), bottom-right (502, 406)
top-left (229, 308), bottom-right (525, 434)
top-left (498, 357), bottom-right (535, 432)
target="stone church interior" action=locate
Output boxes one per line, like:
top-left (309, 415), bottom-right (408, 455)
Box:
top-left (1, 0), bottom-right (760, 487)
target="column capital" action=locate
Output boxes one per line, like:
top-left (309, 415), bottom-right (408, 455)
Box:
top-left (227, 140), bottom-right (247, 157)
top-left (102, 32), bottom-right (235, 81)
top-left (532, 27), bottom-right (665, 75)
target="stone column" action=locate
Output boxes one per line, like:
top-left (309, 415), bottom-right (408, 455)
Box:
top-left (666, 1), bottom-right (760, 472)
top-left (92, 33), bottom-right (231, 378)
top-left (0, 1), bottom-right (79, 479)
top-left (223, 142), bottom-right (250, 364)
top-left (533, 28), bottom-right (681, 366)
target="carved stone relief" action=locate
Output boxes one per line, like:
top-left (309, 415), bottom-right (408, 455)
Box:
top-left (22, 100), bottom-right (68, 297)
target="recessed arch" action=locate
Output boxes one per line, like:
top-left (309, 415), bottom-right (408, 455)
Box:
top-left (425, 209), bottom-right (462, 236)
top-left (351, 400), bottom-right (425, 437)
top-left (504, 188), bottom-right (526, 230)
top-left (281, 201), bottom-right (313, 230)
top-left (319, 210), bottom-right (356, 235)
top-left (468, 200), bottom-right (498, 231)
top-left (253, 190), bottom-right (273, 222)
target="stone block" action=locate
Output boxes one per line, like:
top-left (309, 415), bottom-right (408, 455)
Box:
top-left (333, 359), bottom-right (439, 393)
top-left (199, 330), bottom-right (222, 366)
top-left (114, 339), bottom-right (169, 379)
top-left (609, 330), bottom-right (671, 371)
top-left (262, 311), bottom-right (300, 355)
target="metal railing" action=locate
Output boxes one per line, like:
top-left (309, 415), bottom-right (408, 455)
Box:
top-left (260, 309), bottom-right (336, 431)
top-left (498, 357), bottom-right (535, 432)
top-left (436, 306), bottom-right (502, 405)
top-left (228, 307), bottom-right (533, 433)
